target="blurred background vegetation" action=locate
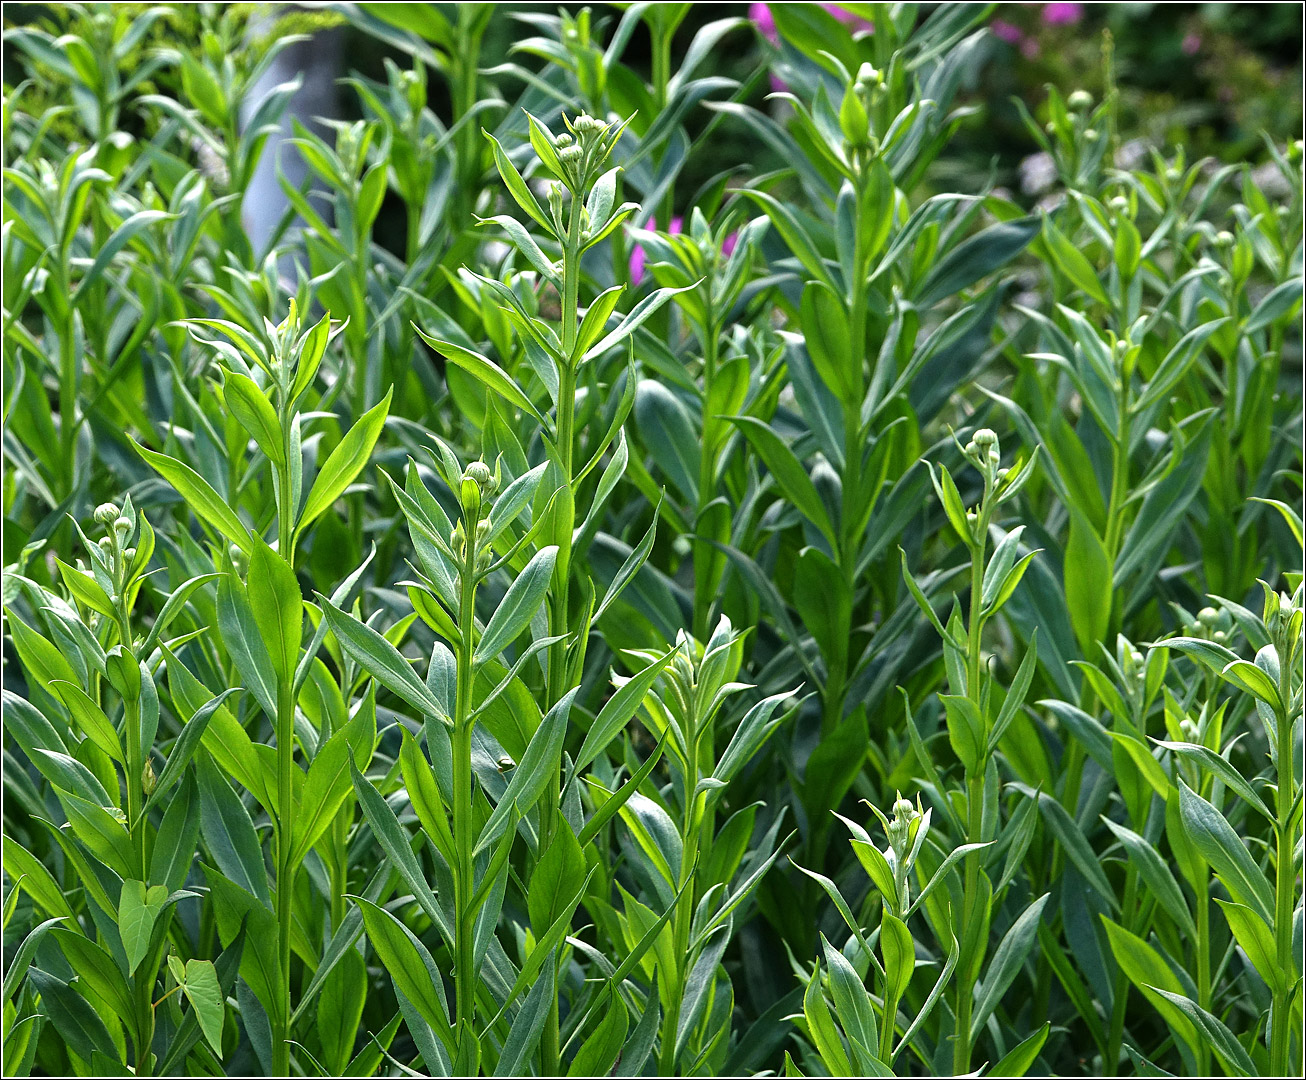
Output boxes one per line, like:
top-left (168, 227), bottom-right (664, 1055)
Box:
top-left (5, 2), bottom-right (1302, 260)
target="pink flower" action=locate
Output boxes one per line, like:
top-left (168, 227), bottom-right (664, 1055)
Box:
top-left (750, 2), bottom-right (778, 44)
top-left (1042, 3), bottom-right (1084, 26)
top-left (1021, 36), bottom-right (1040, 59)
top-left (630, 216), bottom-right (682, 285)
top-left (1181, 32), bottom-right (1201, 56)
top-left (750, 3), bottom-right (874, 45)
top-left (991, 18), bottom-right (1024, 45)
top-left (629, 217), bottom-right (739, 285)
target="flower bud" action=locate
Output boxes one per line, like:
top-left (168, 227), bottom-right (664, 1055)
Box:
top-left (1083, 128), bottom-right (1098, 141)
top-left (554, 133), bottom-right (574, 149)
top-left (94, 502), bottom-right (120, 524)
top-left (99, 537), bottom-right (114, 553)
top-left (1197, 606), bottom-right (1219, 628)
top-left (114, 515), bottom-right (132, 535)
top-left (229, 543), bottom-right (248, 576)
top-left (124, 547), bottom-right (136, 563)
top-left (142, 758), bottom-right (157, 795)
top-left (1214, 230), bottom-right (1234, 249)
top-left (1067, 89), bottom-right (1093, 111)
top-left (1109, 195), bottom-right (1129, 214)
top-left (1179, 717), bottom-right (1200, 743)
top-left (973, 428), bottom-right (998, 449)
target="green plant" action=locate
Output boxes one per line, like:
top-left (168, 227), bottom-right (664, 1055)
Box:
top-left (2, 4), bottom-right (1301, 1078)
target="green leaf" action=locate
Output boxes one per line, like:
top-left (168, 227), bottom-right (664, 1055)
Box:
top-left (1102, 918), bottom-right (1199, 1060)
top-left (1177, 781), bottom-right (1275, 924)
top-left (221, 368), bottom-right (283, 466)
top-left (915, 216), bottom-right (1038, 307)
top-left (1215, 899), bottom-right (1285, 994)
top-left (991, 1022), bottom-right (1050, 1077)
top-left (353, 897), bottom-right (454, 1050)
top-left (567, 991), bottom-right (628, 1076)
top-left (298, 387), bottom-right (393, 536)
top-left (474, 545), bottom-right (558, 665)
top-left (474, 689), bottom-right (576, 855)
top-left (972, 893), bottom-right (1050, 1031)
top-left (118, 880), bottom-right (169, 973)
top-left (198, 754), bottom-right (271, 907)
top-left (1041, 212), bottom-right (1108, 304)
top-left (131, 439), bottom-right (254, 553)
top-left (181, 959), bottom-right (225, 1055)
top-left (246, 538), bottom-right (302, 683)
top-left (1064, 505), bottom-right (1112, 658)
top-left (574, 648), bottom-right (674, 772)
top-left (413, 328), bottom-right (545, 424)
top-left (317, 593), bottom-right (451, 725)
top-left (730, 415), bottom-right (838, 550)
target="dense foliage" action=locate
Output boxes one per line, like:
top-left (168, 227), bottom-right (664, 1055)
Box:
top-left (2, 4), bottom-right (1302, 1078)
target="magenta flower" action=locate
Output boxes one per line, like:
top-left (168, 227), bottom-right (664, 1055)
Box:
top-left (750, 3), bottom-right (874, 45)
top-left (629, 217), bottom-right (739, 286)
top-left (750, 2), bottom-right (777, 45)
top-left (990, 18), bottom-right (1024, 45)
top-left (1182, 32), bottom-right (1201, 56)
top-left (630, 216), bottom-right (682, 286)
top-left (1042, 3), bottom-right (1084, 26)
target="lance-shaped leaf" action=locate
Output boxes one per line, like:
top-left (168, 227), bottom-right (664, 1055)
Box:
top-left (298, 387), bottom-right (393, 537)
top-left (317, 593), bottom-right (451, 725)
top-left (474, 546), bottom-right (558, 666)
top-left (132, 439), bottom-right (254, 553)
top-left (413, 327), bottom-right (545, 425)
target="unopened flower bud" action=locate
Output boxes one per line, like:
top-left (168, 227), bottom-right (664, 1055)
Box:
top-left (1067, 89), bottom-right (1093, 111)
top-left (114, 516), bottom-right (132, 535)
top-left (229, 543), bottom-right (248, 575)
top-left (1179, 717), bottom-right (1200, 743)
top-left (124, 547), bottom-right (136, 562)
top-left (142, 758), bottom-right (157, 795)
top-left (1109, 195), bottom-right (1129, 214)
top-left (99, 537), bottom-right (113, 552)
top-left (1197, 606), bottom-right (1219, 628)
top-left (94, 503), bottom-right (120, 524)
top-left (973, 428), bottom-right (998, 449)
top-left (1214, 230), bottom-right (1234, 249)
top-left (964, 441), bottom-right (978, 457)
top-left (1083, 128), bottom-right (1098, 141)
top-left (554, 133), bottom-right (574, 149)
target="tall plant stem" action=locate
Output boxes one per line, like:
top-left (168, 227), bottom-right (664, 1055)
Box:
top-left (272, 413), bottom-right (298, 1078)
top-left (824, 173), bottom-right (870, 738)
top-left (953, 510), bottom-right (989, 1075)
top-left (1104, 866), bottom-right (1138, 1075)
top-left (452, 527), bottom-right (479, 1040)
top-left (693, 322), bottom-right (720, 641)
top-left (659, 725), bottom-right (701, 1076)
top-left (540, 188), bottom-right (584, 1078)
top-left (1270, 692), bottom-right (1297, 1077)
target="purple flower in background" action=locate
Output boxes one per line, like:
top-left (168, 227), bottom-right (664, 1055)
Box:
top-left (750, 3), bottom-right (778, 45)
top-left (630, 217), bottom-right (739, 286)
top-left (1182, 32), bottom-right (1202, 56)
top-left (750, 3), bottom-right (874, 44)
top-left (991, 19), bottom-right (1024, 45)
top-left (630, 216), bottom-right (682, 285)
top-left (1042, 3), bottom-right (1084, 26)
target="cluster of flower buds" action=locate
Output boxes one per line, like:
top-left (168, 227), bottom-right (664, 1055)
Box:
top-left (839, 62), bottom-right (885, 160)
top-left (93, 502), bottom-right (137, 589)
top-left (547, 112), bottom-right (623, 194)
top-left (962, 427), bottom-right (1004, 488)
top-left (1195, 605), bottom-right (1234, 646)
top-left (867, 792), bottom-right (926, 916)
top-left (1067, 89), bottom-right (1093, 112)
top-left (452, 460), bottom-right (500, 572)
